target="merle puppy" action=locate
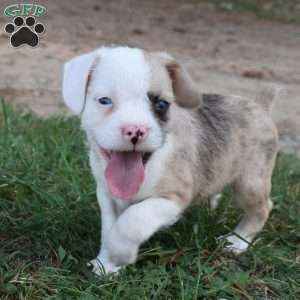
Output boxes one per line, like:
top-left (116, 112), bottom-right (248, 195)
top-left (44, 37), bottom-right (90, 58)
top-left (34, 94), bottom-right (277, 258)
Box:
top-left (62, 46), bottom-right (278, 275)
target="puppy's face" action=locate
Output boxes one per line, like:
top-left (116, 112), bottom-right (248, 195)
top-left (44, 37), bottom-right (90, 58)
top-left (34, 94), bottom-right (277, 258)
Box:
top-left (82, 48), bottom-right (173, 154)
top-left (63, 47), bottom-right (201, 200)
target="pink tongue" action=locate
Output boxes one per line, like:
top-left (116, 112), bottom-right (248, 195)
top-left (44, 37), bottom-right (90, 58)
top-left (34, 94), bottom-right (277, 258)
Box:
top-left (105, 152), bottom-right (145, 200)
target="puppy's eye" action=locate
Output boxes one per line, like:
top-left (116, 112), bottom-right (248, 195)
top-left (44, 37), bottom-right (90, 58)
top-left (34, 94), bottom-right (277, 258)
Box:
top-left (154, 99), bottom-right (169, 114)
top-left (148, 92), bottom-right (170, 122)
top-left (97, 97), bottom-right (112, 106)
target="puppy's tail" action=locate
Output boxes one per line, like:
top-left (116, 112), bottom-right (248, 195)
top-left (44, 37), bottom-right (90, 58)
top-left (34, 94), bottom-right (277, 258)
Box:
top-left (255, 85), bottom-right (282, 113)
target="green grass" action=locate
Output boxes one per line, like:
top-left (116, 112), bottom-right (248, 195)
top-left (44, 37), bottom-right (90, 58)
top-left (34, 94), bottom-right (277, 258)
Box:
top-left (0, 101), bottom-right (299, 299)
top-left (209, 0), bottom-right (300, 22)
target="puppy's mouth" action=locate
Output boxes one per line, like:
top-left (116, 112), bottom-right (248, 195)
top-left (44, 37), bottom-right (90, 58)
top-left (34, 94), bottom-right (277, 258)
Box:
top-left (101, 149), bottom-right (152, 165)
top-left (100, 149), bottom-right (153, 200)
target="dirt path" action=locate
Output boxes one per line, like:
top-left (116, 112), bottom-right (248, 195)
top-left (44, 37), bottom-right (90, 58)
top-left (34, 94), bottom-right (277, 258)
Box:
top-left (0, 0), bottom-right (299, 155)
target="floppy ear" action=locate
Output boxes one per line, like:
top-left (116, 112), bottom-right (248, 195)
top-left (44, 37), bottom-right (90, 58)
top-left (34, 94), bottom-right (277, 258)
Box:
top-left (156, 52), bottom-right (202, 108)
top-left (62, 51), bottom-right (98, 115)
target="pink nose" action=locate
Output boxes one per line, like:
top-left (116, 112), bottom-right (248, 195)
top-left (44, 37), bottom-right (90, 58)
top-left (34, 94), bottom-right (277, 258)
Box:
top-left (122, 125), bottom-right (149, 145)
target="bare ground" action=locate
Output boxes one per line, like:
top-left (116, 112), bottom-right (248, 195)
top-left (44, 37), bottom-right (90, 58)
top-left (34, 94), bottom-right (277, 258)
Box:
top-left (0, 0), bottom-right (299, 155)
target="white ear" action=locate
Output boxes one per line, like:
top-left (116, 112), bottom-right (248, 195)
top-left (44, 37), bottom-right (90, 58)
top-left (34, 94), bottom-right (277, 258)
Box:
top-left (62, 51), bottom-right (98, 114)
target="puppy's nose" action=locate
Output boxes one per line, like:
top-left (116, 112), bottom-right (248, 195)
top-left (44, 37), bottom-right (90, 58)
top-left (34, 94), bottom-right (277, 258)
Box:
top-left (122, 125), bottom-right (149, 145)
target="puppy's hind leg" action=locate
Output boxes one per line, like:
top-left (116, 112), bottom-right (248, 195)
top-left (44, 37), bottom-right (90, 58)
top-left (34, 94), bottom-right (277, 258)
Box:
top-left (225, 173), bottom-right (273, 254)
top-left (209, 193), bottom-right (222, 210)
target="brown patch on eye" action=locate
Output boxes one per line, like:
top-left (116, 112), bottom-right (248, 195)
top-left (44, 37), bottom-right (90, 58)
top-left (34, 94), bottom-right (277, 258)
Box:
top-left (148, 92), bottom-right (170, 123)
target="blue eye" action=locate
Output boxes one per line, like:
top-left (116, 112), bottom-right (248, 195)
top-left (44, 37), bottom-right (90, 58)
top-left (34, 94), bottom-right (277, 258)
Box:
top-left (154, 99), bottom-right (169, 113)
top-left (98, 97), bottom-right (112, 105)
top-left (147, 93), bottom-right (170, 122)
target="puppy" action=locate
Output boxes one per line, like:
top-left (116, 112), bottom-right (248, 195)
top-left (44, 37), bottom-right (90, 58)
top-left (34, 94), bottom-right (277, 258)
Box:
top-left (62, 46), bottom-right (278, 275)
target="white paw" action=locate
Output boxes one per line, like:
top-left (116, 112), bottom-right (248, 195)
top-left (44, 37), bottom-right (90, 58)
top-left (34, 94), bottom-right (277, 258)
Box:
top-left (209, 193), bottom-right (222, 210)
top-left (224, 234), bottom-right (250, 254)
top-left (87, 258), bottom-right (121, 276)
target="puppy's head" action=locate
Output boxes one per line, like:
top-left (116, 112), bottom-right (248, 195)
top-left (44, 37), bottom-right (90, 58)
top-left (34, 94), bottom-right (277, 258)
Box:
top-left (63, 46), bottom-right (201, 200)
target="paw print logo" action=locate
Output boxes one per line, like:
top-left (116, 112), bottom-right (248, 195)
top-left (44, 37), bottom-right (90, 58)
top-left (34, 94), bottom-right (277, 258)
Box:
top-left (4, 16), bottom-right (45, 47)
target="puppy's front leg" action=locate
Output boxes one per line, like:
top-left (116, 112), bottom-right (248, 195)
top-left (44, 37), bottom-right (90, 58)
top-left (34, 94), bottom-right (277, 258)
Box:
top-left (101, 197), bottom-right (183, 273)
top-left (89, 186), bottom-right (119, 275)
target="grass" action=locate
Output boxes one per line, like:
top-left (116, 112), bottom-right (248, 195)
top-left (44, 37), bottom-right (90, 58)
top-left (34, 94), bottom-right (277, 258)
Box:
top-left (209, 0), bottom-right (300, 22)
top-left (0, 101), bottom-right (299, 299)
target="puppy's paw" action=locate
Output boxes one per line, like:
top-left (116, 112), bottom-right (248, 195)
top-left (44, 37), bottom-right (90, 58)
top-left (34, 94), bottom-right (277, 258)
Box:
top-left (223, 234), bottom-right (250, 254)
top-left (209, 193), bottom-right (222, 209)
top-left (87, 258), bottom-right (121, 276)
